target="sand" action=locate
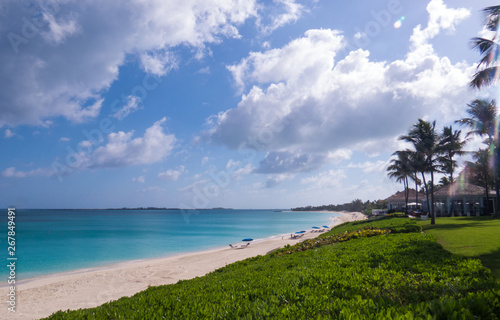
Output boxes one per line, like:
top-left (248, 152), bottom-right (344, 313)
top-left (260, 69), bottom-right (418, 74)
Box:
top-left (0, 212), bottom-right (364, 320)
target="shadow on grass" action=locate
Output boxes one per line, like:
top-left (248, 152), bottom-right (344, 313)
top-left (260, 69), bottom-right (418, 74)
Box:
top-left (421, 217), bottom-right (500, 281)
top-left (475, 247), bottom-right (500, 281)
top-left (422, 217), bottom-right (495, 232)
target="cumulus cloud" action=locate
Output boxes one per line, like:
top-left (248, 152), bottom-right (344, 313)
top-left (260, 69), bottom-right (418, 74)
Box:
top-left (410, 0), bottom-right (470, 48)
top-left (204, 1), bottom-right (474, 175)
top-left (0, 0), bottom-right (259, 127)
top-left (158, 166), bottom-right (186, 181)
top-left (88, 118), bottom-right (175, 168)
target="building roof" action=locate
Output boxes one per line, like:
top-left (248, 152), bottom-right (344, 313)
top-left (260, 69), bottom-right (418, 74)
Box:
top-left (433, 180), bottom-right (492, 197)
top-left (385, 189), bottom-right (426, 202)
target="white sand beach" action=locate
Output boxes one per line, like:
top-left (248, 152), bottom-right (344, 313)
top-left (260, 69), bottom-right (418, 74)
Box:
top-left (1, 212), bottom-right (364, 320)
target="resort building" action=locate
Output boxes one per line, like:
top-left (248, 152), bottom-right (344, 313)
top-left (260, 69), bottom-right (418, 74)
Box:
top-left (432, 180), bottom-right (495, 217)
top-left (385, 189), bottom-right (427, 212)
top-left (386, 182), bottom-right (496, 217)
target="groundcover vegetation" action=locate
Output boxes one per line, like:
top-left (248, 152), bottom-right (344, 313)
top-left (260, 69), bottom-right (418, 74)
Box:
top-left (46, 217), bottom-right (500, 319)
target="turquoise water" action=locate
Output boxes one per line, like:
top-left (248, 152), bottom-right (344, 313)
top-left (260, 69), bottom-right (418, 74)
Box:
top-left (0, 209), bottom-right (338, 280)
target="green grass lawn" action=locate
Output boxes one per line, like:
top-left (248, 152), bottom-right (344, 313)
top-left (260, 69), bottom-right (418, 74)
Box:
top-left (419, 217), bottom-right (500, 280)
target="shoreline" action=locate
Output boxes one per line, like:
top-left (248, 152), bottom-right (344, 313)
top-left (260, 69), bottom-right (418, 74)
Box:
top-left (1, 212), bottom-right (364, 320)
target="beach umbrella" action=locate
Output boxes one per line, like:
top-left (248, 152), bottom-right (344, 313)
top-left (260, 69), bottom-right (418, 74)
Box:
top-left (242, 238), bottom-right (253, 242)
top-left (312, 226), bottom-right (320, 229)
top-left (295, 231), bottom-right (305, 234)
top-left (323, 226), bottom-right (329, 228)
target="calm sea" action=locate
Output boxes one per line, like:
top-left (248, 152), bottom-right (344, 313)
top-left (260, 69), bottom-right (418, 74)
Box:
top-left (0, 209), bottom-right (339, 280)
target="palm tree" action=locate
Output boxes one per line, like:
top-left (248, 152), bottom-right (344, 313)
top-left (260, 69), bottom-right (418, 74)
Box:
top-left (456, 99), bottom-right (499, 217)
top-left (406, 150), bottom-right (425, 212)
top-left (400, 119), bottom-right (441, 224)
top-left (470, 6), bottom-right (500, 88)
top-left (456, 99), bottom-right (497, 144)
top-left (439, 126), bottom-right (467, 216)
top-left (387, 151), bottom-right (412, 214)
top-left (467, 149), bottom-right (494, 215)
top-left (437, 176), bottom-right (452, 188)
top-left (439, 126), bottom-right (467, 184)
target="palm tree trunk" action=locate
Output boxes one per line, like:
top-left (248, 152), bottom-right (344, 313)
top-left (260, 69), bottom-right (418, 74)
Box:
top-left (485, 182), bottom-right (490, 216)
top-left (421, 172), bottom-right (430, 215)
top-left (448, 172), bottom-right (455, 217)
top-left (404, 177), bottom-right (408, 214)
top-left (430, 170), bottom-right (435, 225)
top-left (414, 173), bottom-right (419, 209)
top-left (406, 176), bottom-right (410, 214)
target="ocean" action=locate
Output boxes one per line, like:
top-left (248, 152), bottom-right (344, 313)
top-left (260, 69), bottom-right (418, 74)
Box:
top-left (0, 209), bottom-right (339, 280)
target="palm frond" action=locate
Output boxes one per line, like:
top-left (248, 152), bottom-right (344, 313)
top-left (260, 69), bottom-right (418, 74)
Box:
top-left (484, 5), bottom-right (500, 31)
top-left (470, 37), bottom-right (500, 68)
top-left (470, 37), bottom-right (497, 55)
top-left (470, 67), bottom-right (500, 89)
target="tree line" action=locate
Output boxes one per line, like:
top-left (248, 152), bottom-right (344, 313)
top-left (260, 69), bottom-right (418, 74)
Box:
top-left (292, 199), bottom-right (388, 214)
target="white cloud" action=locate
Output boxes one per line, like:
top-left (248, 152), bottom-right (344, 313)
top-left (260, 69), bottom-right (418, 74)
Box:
top-left (258, 0), bottom-right (305, 34)
top-left (266, 173), bottom-right (295, 188)
top-left (59, 137), bottom-right (70, 142)
top-left (158, 166), bottom-right (186, 181)
top-left (140, 51), bottom-right (177, 77)
top-left (41, 11), bottom-right (80, 44)
top-left (226, 28), bottom-right (344, 90)
top-left (141, 186), bottom-right (165, 193)
top-left (133, 175), bottom-right (146, 183)
top-left (2, 167), bottom-right (54, 178)
top-left (301, 169), bottom-right (346, 189)
top-left (4, 129), bottom-right (14, 138)
top-left (347, 160), bottom-right (389, 174)
top-left (201, 156), bottom-right (211, 166)
top-left (326, 149), bottom-right (352, 163)
top-left (197, 66), bottom-right (210, 74)
top-left (354, 32), bottom-right (366, 40)
top-left (65, 98), bottom-right (104, 123)
top-left (111, 95), bottom-right (142, 120)
top-left (254, 151), bottom-right (327, 174)
top-left (226, 161), bottom-right (253, 180)
top-left (410, 0), bottom-right (470, 48)
top-left (205, 2), bottom-right (474, 175)
top-left (88, 118), bottom-right (175, 168)
top-left (0, 0), bottom-right (259, 127)
top-left (478, 26), bottom-right (496, 40)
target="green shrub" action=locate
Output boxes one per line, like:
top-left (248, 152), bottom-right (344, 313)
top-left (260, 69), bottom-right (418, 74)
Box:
top-left (386, 212), bottom-right (406, 218)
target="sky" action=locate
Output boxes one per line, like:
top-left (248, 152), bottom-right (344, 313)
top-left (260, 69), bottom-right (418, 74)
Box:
top-left (0, 0), bottom-right (499, 209)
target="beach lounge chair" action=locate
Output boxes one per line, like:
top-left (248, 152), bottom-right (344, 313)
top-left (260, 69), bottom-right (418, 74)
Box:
top-left (229, 243), bottom-right (250, 249)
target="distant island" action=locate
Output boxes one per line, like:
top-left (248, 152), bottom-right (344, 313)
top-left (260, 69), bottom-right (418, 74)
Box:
top-left (106, 207), bottom-right (234, 211)
top-left (292, 199), bottom-right (387, 214)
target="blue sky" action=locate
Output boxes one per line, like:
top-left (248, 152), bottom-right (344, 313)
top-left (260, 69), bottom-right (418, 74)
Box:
top-left (0, 0), bottom-right (498, 209)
